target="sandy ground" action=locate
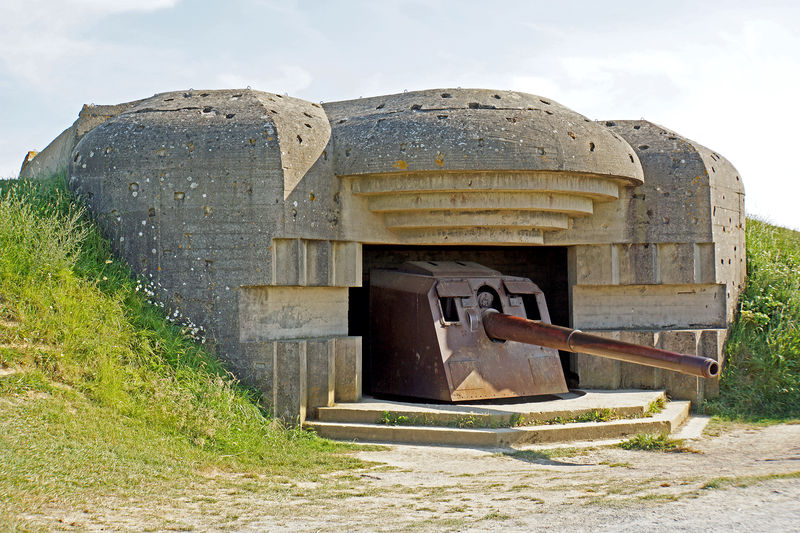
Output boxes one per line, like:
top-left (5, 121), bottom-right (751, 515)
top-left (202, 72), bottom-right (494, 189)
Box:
top-left (21, 421), bottom-right (800, 532)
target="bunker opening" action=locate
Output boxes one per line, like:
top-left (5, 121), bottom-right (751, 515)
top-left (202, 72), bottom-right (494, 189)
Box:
top-left (349, 245), bottom-right (573, 400)
top-left (349, 245), bottom-right (721, 404)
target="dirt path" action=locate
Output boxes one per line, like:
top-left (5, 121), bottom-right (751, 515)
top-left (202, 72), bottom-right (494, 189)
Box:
top-left (22, 422), bottom-right (800, 532)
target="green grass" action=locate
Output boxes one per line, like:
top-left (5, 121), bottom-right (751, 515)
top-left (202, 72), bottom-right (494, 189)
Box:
top-left (375, 407), bottom-right (662, 429)
top-left (480, 511), bottom-right (511, 521)
top-left (706, 218), bottom-right (800, 420)
top-left (618, 433), bottom-right (686, 451)
top-left (375, 410), bottom-right (514, 428)
top-left (0, 176), bottom-right (367, 526)
top-left (375, 408), bottom-right (644, 429)
top-left (506, 447), bottom-right (584, 461)
top-left (542, 404), bottom-right (666, 425)
top-left (544, 408), bottom-right (618, 425)
top-left (700, 471), bottom-right (800, 490)
top-left (646, 396), bottom-right (666, 415)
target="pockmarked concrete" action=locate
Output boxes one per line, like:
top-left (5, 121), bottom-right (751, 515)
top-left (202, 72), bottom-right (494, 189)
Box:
top-left (22, 88), bottom-right (745, 421)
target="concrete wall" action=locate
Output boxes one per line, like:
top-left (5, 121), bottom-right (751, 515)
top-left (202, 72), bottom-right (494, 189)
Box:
top-left (19, 101), bottom-right (143, 180)
top-left (324, 89), bottom-right (642, 246)
top-left (562, 121), bottom-right (745, 399)
top-left (23, 88), bottom-right (745, 420)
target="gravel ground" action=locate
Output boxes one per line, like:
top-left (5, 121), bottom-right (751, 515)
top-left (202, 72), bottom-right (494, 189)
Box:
top-left (19, 422), bottom-right (800, 532)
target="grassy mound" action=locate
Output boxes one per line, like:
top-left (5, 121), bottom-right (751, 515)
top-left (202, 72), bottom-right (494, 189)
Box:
top-left (0, 177), bottom-right (365, 522)
top-left (707, 219), bottom-right (800, 420)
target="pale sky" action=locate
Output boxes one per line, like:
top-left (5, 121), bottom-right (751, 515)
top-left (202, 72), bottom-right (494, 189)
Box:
top-left (2, 0), bottom-right (799, 229)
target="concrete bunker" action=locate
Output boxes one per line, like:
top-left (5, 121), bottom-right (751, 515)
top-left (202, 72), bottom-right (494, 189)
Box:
top-left (21, 88), bottom-right (745, 423)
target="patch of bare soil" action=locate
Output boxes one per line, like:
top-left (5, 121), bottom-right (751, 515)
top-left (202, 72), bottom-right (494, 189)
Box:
top-left (17, 423), bottom-right (800, 532)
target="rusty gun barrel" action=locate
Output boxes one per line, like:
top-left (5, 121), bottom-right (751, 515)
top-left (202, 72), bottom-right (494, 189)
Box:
top-left (482, 311), bottom-right (720, 379)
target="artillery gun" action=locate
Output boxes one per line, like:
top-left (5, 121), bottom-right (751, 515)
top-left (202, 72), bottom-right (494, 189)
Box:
top-left (369, 261), bottom-right (719, 402)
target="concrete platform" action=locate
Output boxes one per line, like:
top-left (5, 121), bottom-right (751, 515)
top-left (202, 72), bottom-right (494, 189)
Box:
top-left (316, 389), bottom-right (664, 425)
top-left (305, 390), bottom-right (690, 447)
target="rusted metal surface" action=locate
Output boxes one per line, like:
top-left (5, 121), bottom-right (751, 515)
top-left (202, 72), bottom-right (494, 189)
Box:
top-left (482, 311), bottom-right (720, 379)
top-left (369, 260), bottom-right (719, 403)
top-left (369, 261), bottom-right (567, 402)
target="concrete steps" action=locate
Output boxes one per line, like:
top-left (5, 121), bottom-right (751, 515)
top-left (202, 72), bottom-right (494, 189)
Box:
top-left (304, 390), bottom-right (691, 447)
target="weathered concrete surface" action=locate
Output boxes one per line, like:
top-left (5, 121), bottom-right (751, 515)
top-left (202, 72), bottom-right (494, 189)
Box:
top-left (558, 120), bottom-right (745, 399)
top-left (323, 89), bottom-right (644, 245)
top-left (305, 395), bottom-right (689, 447)
top-left (238, 286), bottom-right (348, 341)
top-left (237, 336), bottom-right (360, 422)
top-left (20, 101), bottom-right (142, 180)
top-left (22, 88), bottom-right (745, 421)
top-left (306, 339), bottom-right (335, 418)
top-left (323, 89), bottom-right (643, 180)
top-left (571, 284), bottom-right (726, 330)
top-left (317, 390), bottom-right (667, 426)
top-left (608, 120), bottom-right (746, 325)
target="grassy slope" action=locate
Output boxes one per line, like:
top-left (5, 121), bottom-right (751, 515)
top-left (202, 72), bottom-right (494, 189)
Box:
top-left (706, 219), bottom-right (800, 420)
top-left (0, 178), bottom-right (367, 528)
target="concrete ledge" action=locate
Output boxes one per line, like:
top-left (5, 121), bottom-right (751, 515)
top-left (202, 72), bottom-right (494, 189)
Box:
top-left (305, 421), bottom-right (504, 447)
top-left (271, 239), bottom-right (362, 287)
top-left (305, 393), bottom-right (690, 447)
top-left (502, 401), bottom-right (689, 446)
top-left (317, 390), bottom-right (665, 426)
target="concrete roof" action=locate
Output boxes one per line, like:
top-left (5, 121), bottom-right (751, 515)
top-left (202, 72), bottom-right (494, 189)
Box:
top-left (324, 88), bottom-right (643, 183)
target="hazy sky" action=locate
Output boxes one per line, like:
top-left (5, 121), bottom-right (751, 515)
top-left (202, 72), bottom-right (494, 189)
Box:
top-left (2, 0), bottom-right (799, 228)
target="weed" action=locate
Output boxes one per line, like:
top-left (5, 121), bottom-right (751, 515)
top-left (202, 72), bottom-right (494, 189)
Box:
top-left (376, 411), bottom-right (425, 426)
top-left (480, 511), bottom-right (511, 521)
top-left (705, 218), bottom-right (800, 420)
top-left (507, 447), bottom-right (582, 461)
top-left (521, 496), bottom-right (545, 503)
top-left (453, 414), bottom-right (481, 428)
top-left (377, 407), bottom-right (648, 428)
top-left (618, 433), bottom-right (685, 451)
top-left (545, 408), bottom-right (618, 424)
top-left (646, 397), bottom-right (666, 415)
top-left (639, 493), bottom-right (680, 502)
top-left (599, 461), bottom-right (633, 468)
top-left (701, 471), bottom-right (800, 490)
top-left (375, 410), bottom-right (503, 428)
top-left (406, 516), bottom-right (470, 530)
